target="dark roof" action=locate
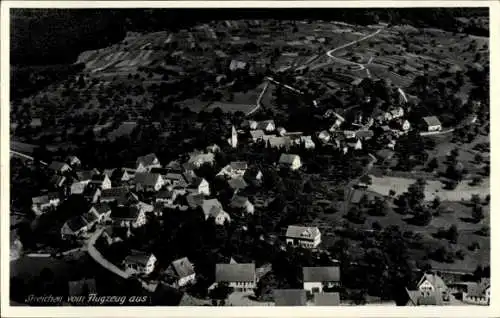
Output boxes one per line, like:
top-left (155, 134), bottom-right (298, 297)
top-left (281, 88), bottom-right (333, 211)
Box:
top-left (186, 193), bottom-right (205, 208)
top-left (273, 289), bottom-right (307, 306)
top-left (157, 190), bottom-right (175, 199)
top-left (68, 278), bottom-right (97, 296)
top-left (111, 206), bottom-right (141, 220)
top-left (49, 161), bottom-right (69, 171)
top-left (355, 130), bottom-right (374, 139)
top-left (65, 216), bottom-right (88, 232)
top-left (406, 289), bottom-right (443, 306)
top-left (229, 161), bottom-right (248, 170)
top-left (170, 257), bottom-right (195, 279)
top-left (256, 120), bottom-right (275, 130)
top-left (76, 170), bottom-right (96, 181)
top-left (32, 195), bottom-right (50, 205)
top-left (150, 168), bottom-right (172, 175)
top-left (92, 202), bottom-right (111, 215)
top-left (82, 212), bottom-right (98, 224)
top-left (201, 199), bottom-right (223, 217)
top-left (91, 174), bottom-right (108, 182)
top-left (189, 177), bottom-right (207, 188)
top-left (124, 251), bottom-right (154, 267)
top-left (215, 263), bottom-right (255, 282)
top-left (376, 149), bottom-right (395, 160)
top-left (101, 186), bottom-right (130, 198)
top-left (314, 292), bottom-right (340, 306)
top-left (228, 177), bottom-right (248, 190)
top-left (303, 266), bottom-right (340, 282)
top-left (135, 172), bottom-right (161, 186)
top-left (136, 153), bottom-right (159, 167)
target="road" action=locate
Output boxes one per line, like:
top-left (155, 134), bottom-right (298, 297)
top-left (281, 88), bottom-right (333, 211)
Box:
top-left (324, 28), bottom-right (382, 78)
top-left (10, 150), bottom-right (48, 166)
top-left (246, 81), bottom-right (270, 116)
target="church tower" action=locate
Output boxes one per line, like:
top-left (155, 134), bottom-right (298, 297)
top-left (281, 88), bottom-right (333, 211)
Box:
top-left (228, 125), bottom-right (238, 148)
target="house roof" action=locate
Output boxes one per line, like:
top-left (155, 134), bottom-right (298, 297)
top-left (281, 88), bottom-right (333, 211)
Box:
top-left (49, 161), bottom-right (69, 171)
top-left (135, 172), bottom-right (161, 187)
top-left (349, 189), bottom-right (375, 204)
top-left (303, 266), bottom-right (340, 282)
top-left (102, 169), bottom-right (116, 178)
top-left (267, 136), bottom-right (292, 149)
top-left (32, 195), bottom-right (50, 205)
top-left (186, 193), bottom-right (205, 208)
top-left (355, 130), bottom-right (374, 139)
top-left (256, 120), bottom-right (275, 130)
top-left (82, 212), bottom-right (98, 224)
top-left (215, 263), bottom-right (255, 282)
top-left (314, 292), bottom-right (340, 306)
top-left (202, 199), bottom-right (223, 217)
top-left (170, 257), bottom-right (195, 279)
top-left (68, 278), bottom-right (97, 296)
top-left (376, 149), bottom-right (395, 161)
top-left (419, 273), bottom-right (448, 290)
top-left (111, 205), bottom-right (141, 220)
top-left (279, 154), bottom-right (300, 165)
top-left (230, 196), bottom-right (250, 208)
top-left (273, 289), bottom-right (307, 306)
top-left (92, 202), bottom-right (111, 215)
top-left (50, 175), bottom-right (66, 186)
top-left (125, 251), bottom-right (154, 267)
top-left (406, 289), bottom-right (443, 306)
top-left (229, 161), bottom-right (248, 170)
top-left (101, 186), bottom-right (130, 199)
top-left (285, 225), bottom-right (320, 239)
top-left (190, 177), bottom-right (207, 188)
top-left (65, 216), bottom-right (89, 232)
top-left (249, 130), bottom-right (265, 139)
top-left (228, 177), bottom-right (248, 190)
top-left (136, 153), bottom-right (159, 167)
top-left (77, 170), bottom-right (97, 181)
top-left (422, 116), bottom-right (442, 127)
top-left (91, 174), bottom-right (108, 182)
top-left (157, 190), bottom-right (175, 199)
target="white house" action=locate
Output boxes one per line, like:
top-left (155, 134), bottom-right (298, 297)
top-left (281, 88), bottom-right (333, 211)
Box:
top-left (89, 174), bottom-right (112, 190)
top-left (31, 193), bottom-right (60, 215)
top-left (422, 116), bottom-right (442, 132)
top-left (299, 136), bottom-right (316, 149)
top-left (215, 263), bottom-right (256, 292)
top-left (317, 131), bottom-right (331, 143)
top-left (278, 154), bottom-right (302, 170)
top-left (61, 215), bottom-right (92, 240)
top-left (124, 251), bottom-right (157, 275)
top-left (110, 205), bottom-right (147, 228)
top-left (188, 177), bottom-right (210, 196)
top-left (187, 152), bottom-right (215, 168)
top-left (285, 225), bottom-right (321, 249)
top-left (229, 196), bottom-right (255, 214)
top-left (256, 120), bottom-right (275, 132)
top-left (66, 155), bottom-right (81, 167)
top-left (165, 257), bottom-right (196, 287)
top-left (303, 266), bottom-right (341, 294)
top-left (217, 161), bottom-right (248, 179)
top-left (417, 273), bottom-right (449, 300)
top-left (134, 172), bottom-right (164, 192)
top-left (88, 203), bottom-right (112, 223)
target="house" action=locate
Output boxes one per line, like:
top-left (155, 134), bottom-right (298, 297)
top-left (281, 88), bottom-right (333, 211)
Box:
top-left (314, 292), bottom-right (341, 306)
top-left (110, 168), bottom-right (136, 183)
top-left (229, 59), bottom-right (247, 71)
top-left (303, 266), bottom-right (341, 294)
top-left (417, 273), bottom-right (449, 301)
top-left (317, 130), bottom-right (331, 143)
top-left (244, 167), bottom-right (263, 183)
top-left (243, 120), bottom-right (258, 130)
top-left (405, 288), bottom-right (444, 306)
top-left (124, 251), bottom-right (157, 275)
top-left (68, 278), bottom-right (97, 297)
top-left (422, 116), bottom-right (442, 132)
top-left (278, 154), bottom-right (302, 170)
top-left (88, 174), bottom-right (112, 190)
top-left (31, 193), bottom-right (60, 215)
top-left (164, 257), bottom-right (196, 287)
top-left (161, 173), bottom-right (188, 188)
top-left (66, 156), bottom-right (81, 167)
top-left (256, 120), bottom-right (275, 132)
top-left (215, 263), bottom-right (256, 292)
top-left (206, 144), bottom-right (221, 153)
top-left (102, 169), bottom-right (116, 179)
top-left (228, 177), bottom-right (248, 192)
top-left (136, 153), bottom-right (161, 172)
top-left (217, 161), bottom-right (248, 179)
top-left (249, 129), bottom-right (265, 142)
top-left (110, 205), bottom-right (147, 228)
top-left (88, 203), bottom-right (112, 223)
top-left (188, 177), bottom-right (210, 196)
top-left (355, 130), bottom-right (374, 140)
top-left (343, 130), bottom-right (357, 139)
top-left (265, 136), bottom-right (292, 149)
top-left (201, 199), bottom-right (231, 225)
top-left (164, 160), bottom-right (184, 174)
top-left (101, 226), bottom-right (125, 245)
top-left (48, 161), bottom-right (71, 174)
top-left (273, 289), bottom-right (307, 306)
top-left (135, 172), bottom-right (164, 192)
top-left (100, 187), bottom-right (138, 205)
top-left (83, 186), bottom-right (101, 204)
top-left (156, 190), bottom-right (177, 205)
top-left (390, 107), bottom-right (404, 119)
top-left (346, 138), bottom-right (362, 150)
top-left (299, 136), bottom-right (316, 149)
top-left (285, 225), bottom-right (321, 249)
top-left (398, 119), bottom-right (411, 131)
top-left (187, 152), bottom-right (215, 168)
top-left (450, 280), bottom-right (489, 305)
top-left (229, 196), bottom-right (255, 214)
top-left (61, 216), bottom-right (92, 240)
top-left (50, 175), bottom-right (67, 189)
top-left (185, 193), bottom-right (205, 209)
top-left (76, 169), bottom-right (100, 183)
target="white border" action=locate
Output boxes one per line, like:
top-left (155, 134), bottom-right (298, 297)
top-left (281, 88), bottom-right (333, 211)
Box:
top-left (1, 1), bottom-right (497, 317)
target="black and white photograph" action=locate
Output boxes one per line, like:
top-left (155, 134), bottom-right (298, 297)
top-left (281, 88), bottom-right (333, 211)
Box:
top-left (2, 1), bottom-right (496, 314)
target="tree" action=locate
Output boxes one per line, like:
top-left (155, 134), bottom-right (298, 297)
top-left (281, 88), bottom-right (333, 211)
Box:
top-left (427, 157), bottom-right (439, 171)
top-left (359, 174), bottom-right (372, 185)
top-left (471, 194), bottom-right (481, 206)
top-left (472, 204), bottom-right (484, 222)
top-left (432, 196), bottom-right (441, 209)
top-left (447, 225), bottom-right (458, 244)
